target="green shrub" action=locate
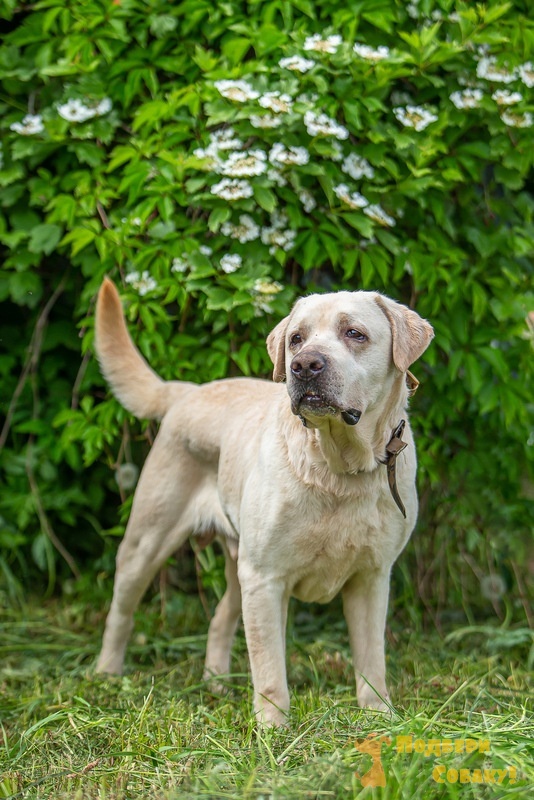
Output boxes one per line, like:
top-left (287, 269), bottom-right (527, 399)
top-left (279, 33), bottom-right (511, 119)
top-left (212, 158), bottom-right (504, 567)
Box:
top-left (1, 0), bottom-right (533, 624)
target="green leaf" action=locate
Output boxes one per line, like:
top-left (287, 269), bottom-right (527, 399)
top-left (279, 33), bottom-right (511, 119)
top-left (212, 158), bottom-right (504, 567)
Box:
top-left (60, 227), bottom-right (96, 256)
top-left (28, 224), bottom-right (62, 255)
top-left (254, 187), bottom-right (277, 213)
top-left (208, 207), bottom-right (231, 232)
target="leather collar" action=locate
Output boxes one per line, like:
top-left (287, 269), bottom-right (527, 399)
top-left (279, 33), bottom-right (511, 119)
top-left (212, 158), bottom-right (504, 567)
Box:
top-left (385, 420), bottom-right (409, 518)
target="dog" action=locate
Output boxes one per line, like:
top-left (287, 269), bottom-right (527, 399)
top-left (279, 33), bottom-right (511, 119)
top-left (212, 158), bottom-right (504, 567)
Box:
top-left (94, 278), bottom-right (433, 725)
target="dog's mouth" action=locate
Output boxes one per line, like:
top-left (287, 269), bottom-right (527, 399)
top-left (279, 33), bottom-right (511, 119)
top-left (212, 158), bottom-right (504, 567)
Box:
top-left (292, 390), bottom-right (361, 426)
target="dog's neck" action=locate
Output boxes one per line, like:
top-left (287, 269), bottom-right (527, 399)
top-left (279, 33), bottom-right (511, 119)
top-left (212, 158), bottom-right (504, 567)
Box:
top-left (282, 373), bottom-right (409, 492)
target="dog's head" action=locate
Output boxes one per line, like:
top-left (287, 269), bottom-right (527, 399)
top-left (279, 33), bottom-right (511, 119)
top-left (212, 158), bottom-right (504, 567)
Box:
top-left (266, 291), bottom-right (433, 426)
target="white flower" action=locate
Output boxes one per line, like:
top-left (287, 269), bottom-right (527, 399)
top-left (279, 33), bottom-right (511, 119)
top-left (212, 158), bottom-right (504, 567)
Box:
top-left (480, 574), bottom-right (506, 601)
top-left (210, 127), bottom-right (244, 151)
top-left (261, 225), bottom-right (296, 254)
top-left (450, 88), bottom-right (483, 109)
top-left (250, 114), bottom-right (283, 129)
top-left (407, 1), bottom-right (420, 19)
top-left (94, 97), bottom-right (112, 116)
top-left (304, 110), bottom-right (349, 139)
top-left (194, 127), bottom-right (244, 164)
top-left (267, 168), bottom-right (287, 187)
top-left (115, 463), bottom-right (139, 491)
top-left (253, 278), bottom-right (283, 295)
top-left (393, 105), bottom-right (438, 131)
top-left (500, 110), bottom-right (533, 128)
top-left (363, 204), bottom-right (395, 227)
top-left (220, 253), bottom-right (242, 273)
top-left (303, 34), bottom-right (342, 54)
top-left (492, 90), bottom-right (523, 106)
top-left (519, 62), bottom-right (534, 88)
top-left (220, 149), bottom-right (267, 177)
top-left (125, 270), bottom-right (158, 295)
top-left (279, 55), bottom-right (315, 72)
top-left (258, 92), bottom-right (293, 114)
top-left (171, 257), bottom-right (189, 273)
top-left (221, 214), bottom-right (260, 243)
top-left (330, 141), bottom-right (344, 161)
top-left (199, 245), bottom-right (213, 256)
top-left (341, 153), bottom-right (375, 180)
top-left (269, 142), bottom-right (309, 166)
top-left (476, 57), bottom-right (517, 83)
top-left (353, 43), bottom-right (390, 62)
top-left (252, 278), bottom-right (284, 314)
top-left (298, 189), bottom-right (316, 213)
top-left (334, 184), bottom-right (368, 209)
top-left (10, 114), bottom-right (44, 135)
top-left (57, 98), bottom-right (96, 123)
top-left (211, 178), bottom-right (254, 200)
top-left (214, 79), bottom-right (259, 102)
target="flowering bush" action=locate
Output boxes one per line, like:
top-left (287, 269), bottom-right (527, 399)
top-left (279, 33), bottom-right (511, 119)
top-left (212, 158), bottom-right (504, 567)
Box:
top-left (1, 0), bottom-right (533, 620)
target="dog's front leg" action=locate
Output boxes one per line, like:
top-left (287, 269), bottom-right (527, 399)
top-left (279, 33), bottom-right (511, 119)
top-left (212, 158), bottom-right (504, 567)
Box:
top-left (238, 560), bottom-right (290, 726)
top-left (342, 569), bottom-right (392, 711)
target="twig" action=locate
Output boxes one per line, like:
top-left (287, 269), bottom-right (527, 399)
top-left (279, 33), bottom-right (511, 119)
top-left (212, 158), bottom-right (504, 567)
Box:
top-left (96, 201), bottom-right (111, 229)
top-left (70, 349), bottom-right (91, 410)
top-left (25, 448), bottom-right (81, 579)
top-left (0, 274), bottom-right (68, 452)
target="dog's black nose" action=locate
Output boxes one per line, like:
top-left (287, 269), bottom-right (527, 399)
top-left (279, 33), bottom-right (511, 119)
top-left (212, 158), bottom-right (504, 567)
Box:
top-left (290, 351), bottom-right (326, 381)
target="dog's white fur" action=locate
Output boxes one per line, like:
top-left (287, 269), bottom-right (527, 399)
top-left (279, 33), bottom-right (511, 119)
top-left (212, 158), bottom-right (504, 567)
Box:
top-left (95, 278), bottom-right (433, 725)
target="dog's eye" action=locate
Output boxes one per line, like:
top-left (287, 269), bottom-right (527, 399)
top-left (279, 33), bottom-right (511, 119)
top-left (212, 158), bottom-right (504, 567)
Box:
top-left (290, 333), bottom-right (302, 346)
top-left (346, 329), bottom-right (367, 342)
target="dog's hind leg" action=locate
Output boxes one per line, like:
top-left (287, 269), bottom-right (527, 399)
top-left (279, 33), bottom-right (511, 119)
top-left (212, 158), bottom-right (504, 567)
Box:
top-left (96, 432), bottom-right (203, 675)
top-left (203, 539), bottom-right (242, 683)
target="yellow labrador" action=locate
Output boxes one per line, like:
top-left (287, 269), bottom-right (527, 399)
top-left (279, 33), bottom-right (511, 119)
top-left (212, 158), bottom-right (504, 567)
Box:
top-left (95, 278), bottom-right (433, 725)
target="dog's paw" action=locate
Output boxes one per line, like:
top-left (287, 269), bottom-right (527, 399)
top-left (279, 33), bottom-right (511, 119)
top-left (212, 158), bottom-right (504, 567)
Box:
top-left (358, 689), bottom-right (392, 713)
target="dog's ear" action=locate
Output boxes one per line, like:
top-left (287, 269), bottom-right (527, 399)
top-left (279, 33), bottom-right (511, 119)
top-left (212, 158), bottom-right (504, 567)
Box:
top-left (266, 317), bottom-right (289, 382)
top-left (374, 294), bottom-right (434, 372)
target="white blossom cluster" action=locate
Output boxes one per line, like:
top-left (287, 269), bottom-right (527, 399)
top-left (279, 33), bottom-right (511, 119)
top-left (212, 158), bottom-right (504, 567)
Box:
top-left (342, 153), bottom-right (375, 180)
top-left (10, 97), bottom-right (112, 135)
top-left (10, 114), bottom-right (45, 135)
top-left (501, 110), bottom-right (533, 128)
top-left (353, 43), bottom-right (390, 62)
top-left (476, 56), bottom-right (534, 91)
top-left (334, 185), bottom-right (395, 227)
top-left (219, 253), bottom-right (242, 273)
top-left (125, 270), bottom-right (157, 295)
top-left (450, 89), bottom-right (483, 109)
top-left (304, 111), bottom-right (349, 139)
top-left (269, 142), bottom-right (309, 166)
top-left (58, 97), bottom-right (112, 122)
top-left (492, 90), bottom-right (523, 106)
top-left (393, 105), bottom-right (438, 131)
top-left (211, 178), bottom-right (254, 200)
top-left (261, 211), bottom-right (297, 254)
top-left (221, 215), bottom-right (260, 243)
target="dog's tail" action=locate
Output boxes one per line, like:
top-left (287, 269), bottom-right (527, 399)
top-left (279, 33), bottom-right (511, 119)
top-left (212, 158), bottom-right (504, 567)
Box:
top-left (95, 278), bottom-right (173, 419)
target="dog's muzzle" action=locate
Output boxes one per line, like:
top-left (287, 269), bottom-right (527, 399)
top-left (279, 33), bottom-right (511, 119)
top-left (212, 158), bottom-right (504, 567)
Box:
top-left (289, 351), bottom-right (361, 426)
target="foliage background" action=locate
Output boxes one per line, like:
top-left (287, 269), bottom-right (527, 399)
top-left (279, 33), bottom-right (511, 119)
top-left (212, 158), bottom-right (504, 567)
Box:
top-left (0, 0), bottom-right (533, 637)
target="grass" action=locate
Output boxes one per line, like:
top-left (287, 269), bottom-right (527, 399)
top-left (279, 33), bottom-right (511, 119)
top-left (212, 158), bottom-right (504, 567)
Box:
top-left (0, 588), bottom-right (532, 800)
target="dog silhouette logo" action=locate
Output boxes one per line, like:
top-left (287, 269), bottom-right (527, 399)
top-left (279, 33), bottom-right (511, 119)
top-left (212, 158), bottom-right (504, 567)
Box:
top-left (354, 734), bottom-right (392, 787)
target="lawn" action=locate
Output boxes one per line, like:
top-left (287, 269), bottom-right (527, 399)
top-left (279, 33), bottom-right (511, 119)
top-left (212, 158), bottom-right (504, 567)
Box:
top-left (0, 588), bottom-right (532, 800)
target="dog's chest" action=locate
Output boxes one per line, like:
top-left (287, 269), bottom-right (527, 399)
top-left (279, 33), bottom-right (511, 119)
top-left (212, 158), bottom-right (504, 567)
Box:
top-left (288, 503), bottom-right (388, 603)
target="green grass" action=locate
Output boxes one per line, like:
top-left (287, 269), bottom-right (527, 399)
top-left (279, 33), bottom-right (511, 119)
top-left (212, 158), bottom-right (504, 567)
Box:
top-left (0, 591), bottom-right (532, 800)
